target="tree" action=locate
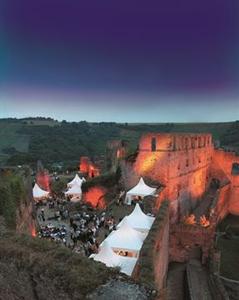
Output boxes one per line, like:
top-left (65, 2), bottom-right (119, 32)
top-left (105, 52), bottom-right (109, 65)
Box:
top-left (51, 179), bottom-right (67, 196)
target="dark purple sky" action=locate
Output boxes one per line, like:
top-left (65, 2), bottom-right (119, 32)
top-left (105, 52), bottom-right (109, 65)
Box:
top-left (1, 1), bottom-right (239, 122)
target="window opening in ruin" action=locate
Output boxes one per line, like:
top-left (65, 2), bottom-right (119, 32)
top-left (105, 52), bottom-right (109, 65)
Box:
top-left (232, 163), bottom-right (239, 175)
top-left (186, 159), bottom-right (189, 167)
top-left (198, 137), bottom-right (201, 147)
top-left (191, 138), bottom-right (195, 149)
top-left (151, 137), bottom-right (156, 152)
top-left (185, 138), bottom-right (188, 149)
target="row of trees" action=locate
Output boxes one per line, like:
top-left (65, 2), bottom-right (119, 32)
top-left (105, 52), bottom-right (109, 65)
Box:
top-left (8, 122), bottom-right (122, 166)
top-left (0, 172), bottom-right (26, 229)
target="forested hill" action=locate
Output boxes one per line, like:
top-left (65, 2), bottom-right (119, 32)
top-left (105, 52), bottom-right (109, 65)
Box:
top-left (0, 118), bottom-right (238, 169)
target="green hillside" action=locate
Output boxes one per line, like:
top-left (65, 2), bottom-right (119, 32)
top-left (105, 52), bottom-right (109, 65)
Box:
top-left (0, 118), bottom-right (238, 169)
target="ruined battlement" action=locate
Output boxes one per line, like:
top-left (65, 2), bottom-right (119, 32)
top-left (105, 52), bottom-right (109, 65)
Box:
top-left (132, 132), bottom-right (239, 222)
top-left (139, 133), bottom-right (212, 152)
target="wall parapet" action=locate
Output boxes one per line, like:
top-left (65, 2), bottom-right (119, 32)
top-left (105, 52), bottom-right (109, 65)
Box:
top-left (132, 200), bottom-right (169, 293)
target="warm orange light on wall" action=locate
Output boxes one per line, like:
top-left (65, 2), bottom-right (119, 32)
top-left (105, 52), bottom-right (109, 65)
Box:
top-left (183, 214), bottom-right (196, 225)
top-left (80, 157), bottom-right (90, 173)
top-left (136, 152), bottom-right (164, 173)
top-left (84, 186), bottom-right (106, 209)
top-left (37, 172), bottom-right (51, 191)
top-left (199, 215), bottom-right (210, 227)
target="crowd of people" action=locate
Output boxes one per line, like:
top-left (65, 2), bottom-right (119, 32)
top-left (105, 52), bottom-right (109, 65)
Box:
top-left (38, 223), bottom-right (67, 245)
top-left (69, 211), bottom-right (117, 256)
top-left (36, 198), bottom-right (118, 257)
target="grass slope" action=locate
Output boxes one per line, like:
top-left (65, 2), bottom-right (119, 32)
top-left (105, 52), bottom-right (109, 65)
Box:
top-left (0, 233), bottom-right (118, 299)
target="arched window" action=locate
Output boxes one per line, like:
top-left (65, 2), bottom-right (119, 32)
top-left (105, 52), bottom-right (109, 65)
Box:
top-left (151, 137), bottom-right (156, 152)
top-left (232, 163), bottom-right (239, 175)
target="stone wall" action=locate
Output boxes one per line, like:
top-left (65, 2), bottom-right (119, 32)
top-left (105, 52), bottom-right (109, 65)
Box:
top-left (210, 185), bottom-right (231, 223)
top-left (132, 200), bottom-right (169, 293)
top-left (106, 140), bottom-right (127, 172)
top-left (134, 133), bottom-right (213, 221)
top-left (80, 156), bottom-right (101, 178)
top-left (212, 150), bottom-right (239, 215)
top-left (169, 224), bottom-right (215, 264)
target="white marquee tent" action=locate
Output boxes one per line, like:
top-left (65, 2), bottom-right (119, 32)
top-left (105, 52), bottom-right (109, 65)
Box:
top-left (125, 177), bottom-right (156, 205)
top-left (117, 203), bottom-right (155, 233)
top-left (90, 241), bottom-right (121, 267)
top-left (33, 183), bottom-right (49, 201)
top-left (65, 183), bottom-right (82, 202)
top-left (67, 174), bottom-right (86, 188)
top-left (119, 256), bottom-right (138, 276)
top-left (90, 241), bottom-right (137, 276)
top-left (102, 219), bottom-right (145, 256)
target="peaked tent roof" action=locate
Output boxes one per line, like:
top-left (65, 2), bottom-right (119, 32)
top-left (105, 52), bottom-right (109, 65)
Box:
top-left (126, 177), bottom-right (156, 197)
top-left (117, 203), bottom-right (155, 231)
top-left (103, 218), bottom-right (145, 251)
top-left (33, 183), bottom-right (49, 199)
top-left (67, 174), bottom-right (86, 187)
top-left (65, 183), bottom-right (82, 195)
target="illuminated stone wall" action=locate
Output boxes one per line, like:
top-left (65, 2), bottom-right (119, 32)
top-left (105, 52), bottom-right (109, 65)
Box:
top-left (169, 224), bottom-right (215, 263)
top-left (134, 133), bottom-right (213, 220)
top-left (212, 150), bottom-right (239, 215)
top-left (132, 201), bottom-right (169, 292)
top-left (83, 186), bottom-right (106, 209)
top-left (36, 170), bottom-right (51, 191)
top-left (80, 156), bottom-right (101, 178)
